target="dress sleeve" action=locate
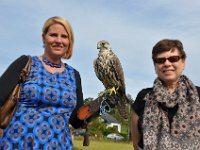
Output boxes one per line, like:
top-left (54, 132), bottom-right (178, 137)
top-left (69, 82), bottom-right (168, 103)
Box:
top-left (69, 69), bottom-right (84, 129)
top-left (0, 55), bottom-right (29, 106)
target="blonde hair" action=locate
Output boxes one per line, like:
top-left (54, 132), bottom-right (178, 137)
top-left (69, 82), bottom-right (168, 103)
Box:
top-left (42, 16), bottom-right (74, 59)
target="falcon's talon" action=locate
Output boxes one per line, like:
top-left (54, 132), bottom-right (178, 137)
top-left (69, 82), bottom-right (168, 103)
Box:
top-left (98, 87), bottom-right (117, 97)
top-left (107, 87), bottom-right (117, 95)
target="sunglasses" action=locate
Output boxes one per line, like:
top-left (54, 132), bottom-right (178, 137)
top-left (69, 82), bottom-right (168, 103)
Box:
top-left (153, 56), bottom-right (182, 64)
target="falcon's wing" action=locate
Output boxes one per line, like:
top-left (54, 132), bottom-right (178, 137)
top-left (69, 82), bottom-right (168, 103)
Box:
top-left (109, 53), bottom-right (125, 88)
top-left (93, 59), bottom-right (101, 80)
top-left (93, 59), bottom-right (105, 82)
top-left (94, 58), bottom-right (110, 88)
top-left (93, 53), bottom-right (125, 90)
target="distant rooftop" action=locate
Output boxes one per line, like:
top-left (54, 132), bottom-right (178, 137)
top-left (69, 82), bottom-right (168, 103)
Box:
top-left (100, 113), bottom-right (119, 124)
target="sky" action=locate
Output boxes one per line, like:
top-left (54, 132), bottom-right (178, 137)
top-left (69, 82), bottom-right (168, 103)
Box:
top-left (1, 0), bottom-right (200, 100)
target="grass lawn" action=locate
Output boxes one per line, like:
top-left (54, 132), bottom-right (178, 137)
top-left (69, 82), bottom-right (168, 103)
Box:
top-left (73, 137), bottom-right (133, 150)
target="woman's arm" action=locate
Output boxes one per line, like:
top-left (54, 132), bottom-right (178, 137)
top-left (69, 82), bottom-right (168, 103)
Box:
top-left (131, 111), bottom-right (140, 150)
top-left (131, 88), bottom-right (152, 150)
top-left (69, 69), bottom-right (84, 128)
top-left (0, 55), bottom-right (29, 106)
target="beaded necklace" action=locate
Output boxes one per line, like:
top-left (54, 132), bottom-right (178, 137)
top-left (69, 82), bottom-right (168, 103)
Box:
top-left (42, 56), bottom-right (62, 68)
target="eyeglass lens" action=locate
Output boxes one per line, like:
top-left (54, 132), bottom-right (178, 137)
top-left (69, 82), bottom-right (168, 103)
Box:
top-left (154, 56), bottom-right (181, 64)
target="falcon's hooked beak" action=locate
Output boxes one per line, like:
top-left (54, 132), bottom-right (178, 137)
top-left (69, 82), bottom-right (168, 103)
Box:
top-left (97, 41), bottom-right (103, 49)
top-left (97, 43), bottom-right (101, 49)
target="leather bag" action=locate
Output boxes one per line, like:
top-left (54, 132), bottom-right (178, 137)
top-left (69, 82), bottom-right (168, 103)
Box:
top-left (0, 56), bottom-right (32, 129)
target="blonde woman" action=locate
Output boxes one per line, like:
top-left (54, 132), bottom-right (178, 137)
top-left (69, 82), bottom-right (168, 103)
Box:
top-left (0, 16), bottom-right (84, 149)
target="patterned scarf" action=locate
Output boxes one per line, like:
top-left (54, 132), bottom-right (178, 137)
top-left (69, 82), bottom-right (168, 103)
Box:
top-left (143, 75), bottom-right (200, 150)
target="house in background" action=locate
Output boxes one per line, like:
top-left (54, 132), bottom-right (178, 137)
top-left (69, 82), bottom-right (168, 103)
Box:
top-left (100, 113), bottom-right (121, 133)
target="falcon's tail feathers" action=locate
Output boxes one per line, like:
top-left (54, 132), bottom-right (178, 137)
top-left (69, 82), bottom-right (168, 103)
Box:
top-left (116, 95), bottom-right (129, 119)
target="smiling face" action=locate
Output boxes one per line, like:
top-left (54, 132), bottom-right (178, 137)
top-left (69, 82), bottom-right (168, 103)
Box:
top-left (42, 23), bottom-right (70, 60)
top-left (154, 48), bottom-right (186, 85)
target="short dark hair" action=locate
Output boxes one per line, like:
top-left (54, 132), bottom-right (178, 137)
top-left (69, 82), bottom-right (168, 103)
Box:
top-left (152, 39), bottom-right (186, 61)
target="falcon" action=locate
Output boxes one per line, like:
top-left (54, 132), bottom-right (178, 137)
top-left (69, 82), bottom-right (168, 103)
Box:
top-left (93, 40), bottom-right (128, 119)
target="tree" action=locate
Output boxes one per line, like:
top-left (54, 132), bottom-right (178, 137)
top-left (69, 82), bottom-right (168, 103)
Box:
top-left (103, 127), bottom-right (118, 136)
top-left (84, 97), bottom-right (94, 104)
top-left (87, 117), bottom-right (106, 137)
top-left (127, 93), bottom-right (134, 104)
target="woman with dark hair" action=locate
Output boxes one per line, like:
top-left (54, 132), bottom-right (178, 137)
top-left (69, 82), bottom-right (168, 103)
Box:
top-left (131, 39), bottom-right (200, 150)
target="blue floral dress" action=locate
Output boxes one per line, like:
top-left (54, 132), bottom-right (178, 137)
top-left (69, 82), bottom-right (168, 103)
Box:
top-left (0, 56), bottom-right (78, 150)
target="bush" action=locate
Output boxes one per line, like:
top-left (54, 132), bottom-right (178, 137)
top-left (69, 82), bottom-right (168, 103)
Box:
top-left (103, 127), bottom-right (118, 136)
